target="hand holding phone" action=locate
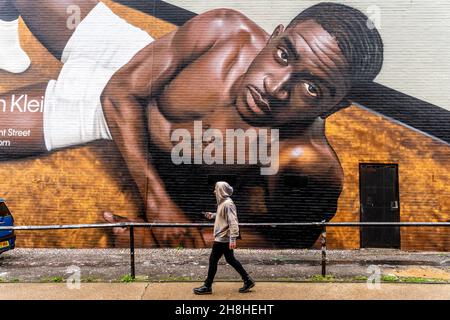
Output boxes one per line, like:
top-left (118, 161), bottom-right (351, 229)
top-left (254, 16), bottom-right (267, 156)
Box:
top-left (202, 211), bottom-right (213, 219)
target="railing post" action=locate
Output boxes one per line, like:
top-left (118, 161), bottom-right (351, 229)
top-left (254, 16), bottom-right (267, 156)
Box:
top-left (321, 223), bottom-right (327, 277)
top-left (129, 226), bottom-right (135, 279)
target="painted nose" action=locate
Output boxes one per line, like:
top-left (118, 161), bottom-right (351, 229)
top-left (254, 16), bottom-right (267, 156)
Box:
top-left (264, 74), bottom-right (290, 101)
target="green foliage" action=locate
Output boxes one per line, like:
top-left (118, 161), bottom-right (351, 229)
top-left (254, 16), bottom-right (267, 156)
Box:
top-left (353, 275), bottom-right (368, 281)
top-left (381, 275), bottom-right (399, 282)
top-left (399, 277), bottom-right (445, 283)
top-left (381, 275), bottom-right (446, 283)
top-left (120, 274), bottom-right (135, 283)
top-left (51, 276), bottom-right (63, 283)
top-left (40, 276), bottom-right (63, 283)
top-left (311, 274), bottom-right (334, 282)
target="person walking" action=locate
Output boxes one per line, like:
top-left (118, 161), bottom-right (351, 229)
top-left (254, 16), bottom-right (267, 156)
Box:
top-left (193, 181), bottom-right (255, 295)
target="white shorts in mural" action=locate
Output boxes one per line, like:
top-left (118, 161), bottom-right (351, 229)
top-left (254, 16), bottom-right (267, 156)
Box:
top-left (43, 2), bottom-right (154, 151)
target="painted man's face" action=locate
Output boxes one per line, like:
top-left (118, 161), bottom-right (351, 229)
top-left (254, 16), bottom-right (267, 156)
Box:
top-left (236, 20), bottom-right (352, 127)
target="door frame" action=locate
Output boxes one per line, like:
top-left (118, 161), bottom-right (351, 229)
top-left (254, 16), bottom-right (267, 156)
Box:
top-left (359, 162), bottom-right (401, 248)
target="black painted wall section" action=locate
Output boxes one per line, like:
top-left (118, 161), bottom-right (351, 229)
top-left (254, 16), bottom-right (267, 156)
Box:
top-left (116, 0), bottom-right (196, 25)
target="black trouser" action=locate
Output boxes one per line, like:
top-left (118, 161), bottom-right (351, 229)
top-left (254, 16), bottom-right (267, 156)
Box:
top-left (204, 241), bottom-right (249, 287)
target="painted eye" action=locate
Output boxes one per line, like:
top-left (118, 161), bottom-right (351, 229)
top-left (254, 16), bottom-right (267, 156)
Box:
top-left (302, 82), bottom-right (319, 98)
top-left (276, 48), bottom-right (289, 63)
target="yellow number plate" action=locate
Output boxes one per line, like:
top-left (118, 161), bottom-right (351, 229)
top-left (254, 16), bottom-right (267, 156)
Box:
top-left (0, 241), bottom-right (9, 248)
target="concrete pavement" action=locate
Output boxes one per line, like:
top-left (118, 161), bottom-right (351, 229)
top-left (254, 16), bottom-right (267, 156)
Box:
top-left (1, 248), bottom-right (449, 282)
top-left (0, 282), bottom-right (449, 300)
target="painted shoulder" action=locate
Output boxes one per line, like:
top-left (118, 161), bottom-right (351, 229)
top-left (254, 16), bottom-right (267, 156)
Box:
top-left (279, 119), bottom-right (344, 186)
top-left (193, 8), bottom-right (268, 41)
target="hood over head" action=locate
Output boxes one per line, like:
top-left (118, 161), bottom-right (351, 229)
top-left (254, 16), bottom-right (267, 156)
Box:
top-left (215, 181), bottom-right (233, 203)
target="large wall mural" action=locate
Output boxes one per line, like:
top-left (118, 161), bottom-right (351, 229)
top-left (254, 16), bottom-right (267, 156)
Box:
top-left (0, 0), bottom-right (448, 250)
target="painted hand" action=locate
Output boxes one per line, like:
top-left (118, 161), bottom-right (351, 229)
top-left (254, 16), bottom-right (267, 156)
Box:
top-left (103, 212), bottom-right (153, 248)
top-left (148, 200), bottom-right (206, 248)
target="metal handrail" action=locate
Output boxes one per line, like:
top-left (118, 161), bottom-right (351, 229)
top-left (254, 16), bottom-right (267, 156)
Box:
top-left (1, 221), bottom-right (449, 230)
top-left (1, 221), bottom-right (448, 279)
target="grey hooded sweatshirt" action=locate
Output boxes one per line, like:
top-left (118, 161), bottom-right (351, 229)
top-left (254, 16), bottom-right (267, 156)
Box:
top-left (212, 181), bottom-right (240, 244)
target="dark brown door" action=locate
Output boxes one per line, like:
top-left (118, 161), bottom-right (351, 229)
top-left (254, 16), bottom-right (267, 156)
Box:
top-left (360, 164), bottom-right (400, 248)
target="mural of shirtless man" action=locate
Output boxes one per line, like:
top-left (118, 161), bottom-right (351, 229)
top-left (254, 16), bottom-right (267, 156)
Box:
top-left (0, 0), bottom-right (383, 248)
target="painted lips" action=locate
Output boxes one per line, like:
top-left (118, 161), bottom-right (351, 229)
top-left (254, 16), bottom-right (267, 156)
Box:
top-left (246, 85), bottom-right (271, 115)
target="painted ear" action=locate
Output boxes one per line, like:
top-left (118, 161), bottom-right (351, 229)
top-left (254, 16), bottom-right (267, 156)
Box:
top-left (320, 98), bottom-right (352, 119)
top-left (269, 24), bottom-right (285, 42)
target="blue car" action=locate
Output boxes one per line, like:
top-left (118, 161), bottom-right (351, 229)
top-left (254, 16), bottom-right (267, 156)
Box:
top-left (0, 198), bottom-right (15, 254)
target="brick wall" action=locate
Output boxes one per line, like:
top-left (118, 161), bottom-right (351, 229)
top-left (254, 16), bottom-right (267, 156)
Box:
top-left (0, 1), bottom-right (448, 250)
top-left (326, 106), bottom-right (450, 251)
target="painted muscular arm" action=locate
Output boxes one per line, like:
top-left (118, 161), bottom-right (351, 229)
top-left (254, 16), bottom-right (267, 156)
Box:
top-left (264, 140), bottom-right (344, 248)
